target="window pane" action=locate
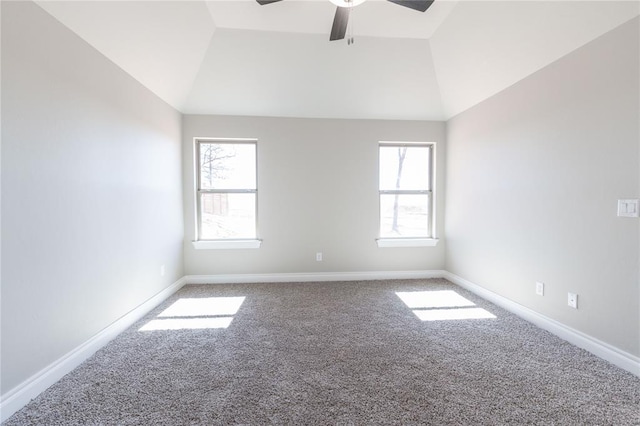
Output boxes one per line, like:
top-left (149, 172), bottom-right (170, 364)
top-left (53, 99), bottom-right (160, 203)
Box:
top-left (200, 193), bottom-right (256, 239)
top-left (379, 146), bottom-right (430, 191)
top-left (199, 143), bottom-right (256, 190)
top-left (380, 194), bottom-right (429, 238)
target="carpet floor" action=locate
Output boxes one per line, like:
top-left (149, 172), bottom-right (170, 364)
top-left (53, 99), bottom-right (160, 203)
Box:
top-left (5, 279), bottom-right (640, 425)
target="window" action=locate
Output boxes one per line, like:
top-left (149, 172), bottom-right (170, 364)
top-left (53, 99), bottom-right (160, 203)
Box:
top-left (195, 139), bottom-right (258, 247)
top-left (378, 142), bottom-right (436, 246)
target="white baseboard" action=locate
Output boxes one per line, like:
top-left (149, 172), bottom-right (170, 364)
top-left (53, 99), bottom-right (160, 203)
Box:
top-left (0, 277), bottom-right (187, 423)
top-left (185, 270), bottom-right (447, 285)
top-left (4, 270), bottom-right (638, 422)
top-left (443, 271), bottom-right (640, 378)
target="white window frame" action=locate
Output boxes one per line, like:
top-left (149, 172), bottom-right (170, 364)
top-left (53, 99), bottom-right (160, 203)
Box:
top-left (192, 138), bottom-right (261, 250)
top-left (376, 141), bottom-right (438, 248)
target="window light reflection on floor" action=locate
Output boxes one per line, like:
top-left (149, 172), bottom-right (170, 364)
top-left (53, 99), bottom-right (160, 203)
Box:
top-left (412, 307), bottom-right (496, 321)
top-left (396, 290), bottom-right (476, 309)
top-left (396, 290), bottom-right (496, 321)
top-left (158, 297), bottom-right (245, 317)
top-left (139, 296), bottom-right (245, 331)
top-left (139, 317), bottom-right (233, 331)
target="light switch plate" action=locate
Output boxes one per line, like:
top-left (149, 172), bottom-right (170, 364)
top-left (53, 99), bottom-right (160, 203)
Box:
top-left (618, 199), bottom-right (639, 217)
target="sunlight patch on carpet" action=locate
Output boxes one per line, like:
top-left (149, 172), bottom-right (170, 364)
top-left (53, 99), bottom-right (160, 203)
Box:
top-left (396, 290), bottom-right (476, 309)
top-left (396, 290), bottom-right (496, 321)
top-left (158, 297), bottom-right (245, 317)
top-left (412, 307), bottom-right (496, 321)
top-left (139, 296), bottom-right (246, 331)
top-left (139, 317), bottom-right (234, 331)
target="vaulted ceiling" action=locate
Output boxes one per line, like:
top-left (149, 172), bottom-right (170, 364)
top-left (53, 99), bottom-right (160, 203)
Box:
top-left (36, 1), bottom-right (639, 120)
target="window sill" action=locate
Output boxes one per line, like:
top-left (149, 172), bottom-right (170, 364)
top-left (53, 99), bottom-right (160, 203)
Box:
top-left (192, 240), bottom-right (262, 250)
top-left (376, 238), bottom-right (439, 248)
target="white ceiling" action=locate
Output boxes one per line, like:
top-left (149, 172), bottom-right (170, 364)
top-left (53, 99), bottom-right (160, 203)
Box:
top-left (36, 1), bottom-right (640, 120)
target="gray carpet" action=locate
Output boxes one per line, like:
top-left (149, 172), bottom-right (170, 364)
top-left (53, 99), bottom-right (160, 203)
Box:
top-left (5, 279), bottom-right (640, 425)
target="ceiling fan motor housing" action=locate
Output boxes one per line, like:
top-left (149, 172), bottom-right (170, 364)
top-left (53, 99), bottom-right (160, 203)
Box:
top-left (257, 0), bottom-right (434, 41)
top-left (329, 0), bottom-right (368, 7)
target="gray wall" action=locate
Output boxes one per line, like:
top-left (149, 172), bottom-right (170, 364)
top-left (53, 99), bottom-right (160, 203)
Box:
top-left (1, 2), bottom-right (184, 394)
top-left (183, 115), bottom-right (446, 275)
top-left (445, 17), bottom-right (639, 356)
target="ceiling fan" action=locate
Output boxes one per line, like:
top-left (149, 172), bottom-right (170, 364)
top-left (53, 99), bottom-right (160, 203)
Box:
top-left (256, 0), bottom-right (435, 42)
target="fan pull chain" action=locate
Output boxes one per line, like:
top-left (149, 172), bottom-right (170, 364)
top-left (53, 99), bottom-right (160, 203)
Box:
top-left (351, 7), bottom-right (354, 45)
top-left (347, 7), bottom-right (354, 45)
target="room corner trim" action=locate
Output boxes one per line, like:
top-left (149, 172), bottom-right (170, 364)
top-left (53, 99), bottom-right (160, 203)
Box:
top-left (443, 271), bottom-right (640, 378)
top-left (0, 277), bottom-right (187, 423)
top-left (184, 270), bottom-right (447, 285)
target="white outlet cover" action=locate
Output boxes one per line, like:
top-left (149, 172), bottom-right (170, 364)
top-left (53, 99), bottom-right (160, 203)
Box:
top-left (568, 292), bottom-right (578, 309)
top-left (535, 282), bottom-right (544, 296)
top-left (618, 199), bottom-right (639, 217)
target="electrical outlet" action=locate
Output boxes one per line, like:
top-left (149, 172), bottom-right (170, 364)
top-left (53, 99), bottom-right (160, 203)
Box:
top-left (535, 282), bottom-right (544, 296)
top-left (160, 265), bottom-right (166, 277)
top-left (567, 292), bottom-right (578, 309)
top-left (316, 252), bottom-right (323, 262)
